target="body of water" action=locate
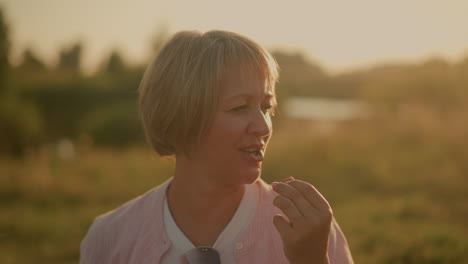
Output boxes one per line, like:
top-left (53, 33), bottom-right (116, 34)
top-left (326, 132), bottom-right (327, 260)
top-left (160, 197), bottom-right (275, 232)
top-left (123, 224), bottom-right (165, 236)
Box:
top-left (284, 97), bottom-right (368, 122)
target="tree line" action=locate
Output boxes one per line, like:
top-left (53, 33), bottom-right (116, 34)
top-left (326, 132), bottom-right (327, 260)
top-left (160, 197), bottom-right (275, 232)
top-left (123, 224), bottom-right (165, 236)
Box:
top-left (1, 8), bottom-right (467, 156)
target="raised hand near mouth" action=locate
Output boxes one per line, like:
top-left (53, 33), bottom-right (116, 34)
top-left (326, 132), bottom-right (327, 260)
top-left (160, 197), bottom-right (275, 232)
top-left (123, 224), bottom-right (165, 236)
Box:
top-left (272, 177), bottom-right (333, 264)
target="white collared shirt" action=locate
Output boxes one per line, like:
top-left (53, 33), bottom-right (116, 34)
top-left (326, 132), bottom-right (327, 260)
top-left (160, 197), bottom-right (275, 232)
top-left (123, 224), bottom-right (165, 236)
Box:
top-left (160, 183), bottom-right (258, 264)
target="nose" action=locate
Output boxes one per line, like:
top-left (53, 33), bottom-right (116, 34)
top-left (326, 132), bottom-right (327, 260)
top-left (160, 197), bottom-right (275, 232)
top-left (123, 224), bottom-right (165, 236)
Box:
top-left (247, 109), bottom-right (272, 138)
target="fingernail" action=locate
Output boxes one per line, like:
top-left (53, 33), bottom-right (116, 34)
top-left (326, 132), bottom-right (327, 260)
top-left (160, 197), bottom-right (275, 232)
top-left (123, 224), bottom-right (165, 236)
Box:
top-left (271, 181), bottom-right (279, 188)
top-left (284, 176), bottom-right (295, 182)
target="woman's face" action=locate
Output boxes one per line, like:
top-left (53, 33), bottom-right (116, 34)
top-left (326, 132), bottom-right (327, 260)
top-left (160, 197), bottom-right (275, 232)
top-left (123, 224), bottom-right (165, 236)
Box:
top-left (191, 71), bottom-right (275, 185)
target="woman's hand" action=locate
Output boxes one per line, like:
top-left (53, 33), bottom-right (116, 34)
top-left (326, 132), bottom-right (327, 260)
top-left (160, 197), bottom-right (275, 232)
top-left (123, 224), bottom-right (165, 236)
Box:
top-left (272, 177), bottom-right (333, 264)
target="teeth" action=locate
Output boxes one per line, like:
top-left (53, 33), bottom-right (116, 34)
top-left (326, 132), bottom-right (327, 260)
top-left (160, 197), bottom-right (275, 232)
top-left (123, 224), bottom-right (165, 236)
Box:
top-left (243, 148), bottom-right (258, 153)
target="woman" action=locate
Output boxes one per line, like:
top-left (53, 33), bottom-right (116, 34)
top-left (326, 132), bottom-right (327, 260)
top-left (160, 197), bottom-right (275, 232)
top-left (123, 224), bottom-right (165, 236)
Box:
top-left (80, 30), bottom-right (353, 264)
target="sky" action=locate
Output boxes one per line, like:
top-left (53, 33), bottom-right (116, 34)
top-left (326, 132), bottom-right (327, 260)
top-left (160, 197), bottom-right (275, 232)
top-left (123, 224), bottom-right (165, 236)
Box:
top-left (2, 0), bottom-right (468, 75)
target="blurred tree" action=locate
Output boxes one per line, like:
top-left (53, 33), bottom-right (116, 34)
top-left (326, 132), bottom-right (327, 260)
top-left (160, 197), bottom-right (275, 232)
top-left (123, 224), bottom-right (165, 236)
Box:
top-left (456, 55), bottom-right (468, 77)
top-left (102, 49), bottom-right (126, 75)
top-left (361, 56), bottom-right (468, 111)
top-left (271, 50), bottom-right (328, 103)
top-left (0, 7), bottom-right (9, 94)
top-left (272, 51), bottom-right (325, 79)
top-left (19, 48), bottom-right (47, 71)
top-left (457, 56), bottom-right (468, 91)
top-left (0, 98), bottom-right (43, 156)
top-left (57, 42), bottom-right (82, 74)
top-left (81, 102), bottom-right (144, 147)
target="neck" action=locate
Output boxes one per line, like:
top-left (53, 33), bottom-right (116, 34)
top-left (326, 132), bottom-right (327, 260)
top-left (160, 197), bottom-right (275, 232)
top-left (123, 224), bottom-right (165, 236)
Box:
top-left (166, 159), bottom-right (245, 246)
top-left (168, 175), bottom-right (245, 214)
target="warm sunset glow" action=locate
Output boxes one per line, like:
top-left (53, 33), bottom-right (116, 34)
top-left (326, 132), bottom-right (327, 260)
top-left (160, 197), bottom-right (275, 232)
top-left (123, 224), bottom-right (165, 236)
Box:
top-left (2, 0), bottom-right (468, 73)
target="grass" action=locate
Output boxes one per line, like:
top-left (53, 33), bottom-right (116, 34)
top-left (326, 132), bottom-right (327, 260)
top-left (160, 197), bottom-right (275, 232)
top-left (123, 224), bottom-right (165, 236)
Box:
top-left (1, 109), bottom-right (467, 263)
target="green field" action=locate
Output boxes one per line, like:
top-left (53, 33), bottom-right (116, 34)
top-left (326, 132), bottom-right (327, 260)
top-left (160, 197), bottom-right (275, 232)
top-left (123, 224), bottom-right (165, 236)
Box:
top-left (1, 110), bottom-right (467, 264)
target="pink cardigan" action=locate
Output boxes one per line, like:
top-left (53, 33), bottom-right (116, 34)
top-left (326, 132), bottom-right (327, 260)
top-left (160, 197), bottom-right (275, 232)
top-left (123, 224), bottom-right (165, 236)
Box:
top-left (80, 178), bottom-right (354, 263)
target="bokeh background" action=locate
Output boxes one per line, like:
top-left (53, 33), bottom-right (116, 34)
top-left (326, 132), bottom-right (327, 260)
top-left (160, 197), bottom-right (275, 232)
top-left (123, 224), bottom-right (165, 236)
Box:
top-left (1, 1), bottom-right (468, 263)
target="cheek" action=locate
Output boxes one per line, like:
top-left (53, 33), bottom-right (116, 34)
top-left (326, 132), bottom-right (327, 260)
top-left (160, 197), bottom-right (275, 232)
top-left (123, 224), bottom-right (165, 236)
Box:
top-left (212, 116), bottom-right (248, 136)
top-left (200, 121), bottom-right (244, 151)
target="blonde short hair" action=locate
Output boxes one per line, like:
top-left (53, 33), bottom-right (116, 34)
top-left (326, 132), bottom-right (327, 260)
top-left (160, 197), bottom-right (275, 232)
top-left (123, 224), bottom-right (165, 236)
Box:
top-left (138, 30), bottom-right (279, 157)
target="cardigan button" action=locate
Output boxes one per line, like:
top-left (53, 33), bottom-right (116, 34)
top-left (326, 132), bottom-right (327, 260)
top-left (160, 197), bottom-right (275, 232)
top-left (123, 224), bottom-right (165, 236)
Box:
top-left (235, 242), bottom-right (244, 250)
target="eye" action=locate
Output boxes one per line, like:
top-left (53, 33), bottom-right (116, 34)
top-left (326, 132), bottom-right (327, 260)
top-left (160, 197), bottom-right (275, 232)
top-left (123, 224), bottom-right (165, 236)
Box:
top-left (261, 104), bottom-right (272, 111)
top-left (261, 103), bottom-right (274, 114)
top-left (230, 105), bottom-right (248, 112)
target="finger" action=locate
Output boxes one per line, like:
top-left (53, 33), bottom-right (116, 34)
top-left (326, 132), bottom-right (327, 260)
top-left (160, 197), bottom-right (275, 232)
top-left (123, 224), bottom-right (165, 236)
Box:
top-left (287, 180), bottom-right (332, 213)
top-left (271, 176), bottom-right (295, 189)
top-left (273, 214), bottom-right (294, 241)
top-left (272, 182), bottom-right (316, 219)
top-left (273, 195), bottom-right (305, 224)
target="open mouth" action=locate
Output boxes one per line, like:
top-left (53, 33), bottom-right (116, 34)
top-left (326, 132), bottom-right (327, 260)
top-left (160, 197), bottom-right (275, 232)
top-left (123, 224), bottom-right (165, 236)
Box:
top-left (240, 147), bottom-right (264, 161)
top-left (243, 148), bottom-right (261, 155)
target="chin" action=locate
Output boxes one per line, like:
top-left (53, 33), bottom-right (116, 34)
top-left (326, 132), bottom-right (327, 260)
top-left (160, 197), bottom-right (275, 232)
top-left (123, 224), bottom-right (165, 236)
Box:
top-left (242, 170), bottom-right (262, 184)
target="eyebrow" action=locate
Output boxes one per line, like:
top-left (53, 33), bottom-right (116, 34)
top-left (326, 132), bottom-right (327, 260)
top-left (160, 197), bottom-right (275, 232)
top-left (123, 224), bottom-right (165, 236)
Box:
top-left (224, 92), bottom-right (275, 101)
